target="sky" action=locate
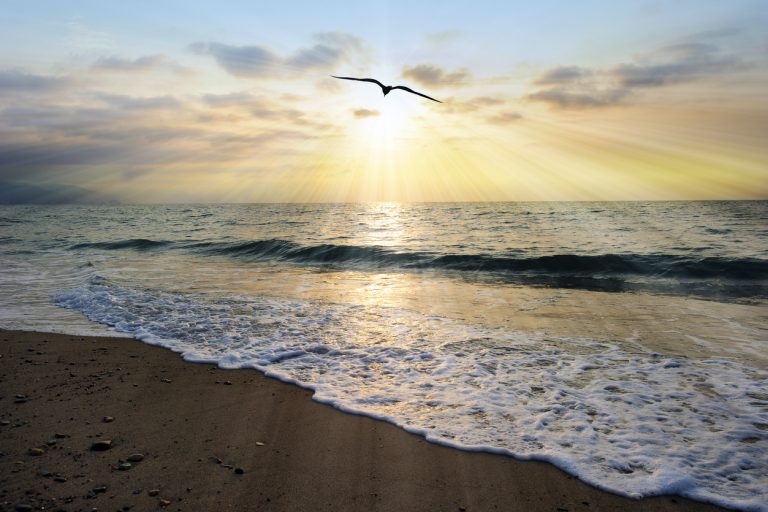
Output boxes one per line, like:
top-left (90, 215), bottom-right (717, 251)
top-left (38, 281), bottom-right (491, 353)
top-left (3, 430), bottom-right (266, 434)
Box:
top-left (1, 0), bottom-right (766, 203)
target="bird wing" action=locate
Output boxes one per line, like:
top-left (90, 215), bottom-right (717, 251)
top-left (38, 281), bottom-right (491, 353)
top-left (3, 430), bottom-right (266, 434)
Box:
top-left (391, 85), bottom-right (442, 103)
top-left (331, 76), bottom-right (386, 90)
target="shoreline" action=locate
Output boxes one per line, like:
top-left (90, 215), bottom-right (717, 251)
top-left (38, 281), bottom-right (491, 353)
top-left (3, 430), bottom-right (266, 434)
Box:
top-left (0, 329), bottom-right (731, 511)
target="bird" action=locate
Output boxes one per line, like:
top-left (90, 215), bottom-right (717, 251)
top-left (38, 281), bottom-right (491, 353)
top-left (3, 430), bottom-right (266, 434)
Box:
top-left (331, 76), bottom-right (442, 103)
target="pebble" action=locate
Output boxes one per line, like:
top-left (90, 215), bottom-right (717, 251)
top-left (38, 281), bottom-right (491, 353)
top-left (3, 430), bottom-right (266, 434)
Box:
top-left (54, 476), bottom-right (68, 483)
top-left (235, 467), bottom-right (245, 475)
top-left (255, 442), bottom-right (265, 446)
top-left (14, 397), bottom-right (28, 404)
top-left (126, 453), bottom-right (144, 462)
top-left (160, 378), bottom-right (172, 383)
top-left (159, 499), bottom-right (172, 507)
top-left (148, 489), bottom-right (160, 497)
top-left (15, 504), bottom-right (33, 512)
top-left (46, 439), bottom-right (57, 446)
top-left (118, 462), bottom-right (132, 471)
top-left (28, 447), bottom-right (45, 456)
top-left (92, 485), bottom-right (108, 494)
top-left (90, 440), bottom-right (113, 451)
top-left (0, 420), bottom-right (10, 426)
top-left (102, 416), bottom-right (114, 423)
top-left (54, 433), bottom-right (68, 438)
top-left (224, 381), bottom-right (233, 386)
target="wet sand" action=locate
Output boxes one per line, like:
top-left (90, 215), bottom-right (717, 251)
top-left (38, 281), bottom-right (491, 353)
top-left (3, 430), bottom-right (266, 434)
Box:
top-left (0, 329), bottom-right (730, 511)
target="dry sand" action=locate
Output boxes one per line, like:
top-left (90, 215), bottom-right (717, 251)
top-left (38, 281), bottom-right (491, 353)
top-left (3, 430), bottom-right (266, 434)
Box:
top-left (0, 329), bottom-right (729, 511)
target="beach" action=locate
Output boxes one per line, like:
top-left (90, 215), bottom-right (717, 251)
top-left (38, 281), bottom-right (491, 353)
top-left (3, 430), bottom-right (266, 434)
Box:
top-left (0, 328), bottom-right (730, 512)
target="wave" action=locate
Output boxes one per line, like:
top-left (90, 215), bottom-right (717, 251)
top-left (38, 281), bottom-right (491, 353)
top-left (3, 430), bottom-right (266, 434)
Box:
top-left (72, 238), bottom-right (173, 251)
top-left (68, 238), bottom-right (768, 300)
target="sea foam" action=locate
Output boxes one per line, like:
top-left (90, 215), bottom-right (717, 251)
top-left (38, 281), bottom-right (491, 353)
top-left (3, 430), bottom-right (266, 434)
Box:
top-left (55, 277), bottom-right (768, 511)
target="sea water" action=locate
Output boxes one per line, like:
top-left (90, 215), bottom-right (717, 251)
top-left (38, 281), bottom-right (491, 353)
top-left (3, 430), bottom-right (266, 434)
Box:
top-left (0, 202), bottom-right (766, 510)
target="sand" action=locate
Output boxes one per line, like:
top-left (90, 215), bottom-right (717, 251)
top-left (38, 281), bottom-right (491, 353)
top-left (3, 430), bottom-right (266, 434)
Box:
top-left (0, 329), bottom-right (730, 512)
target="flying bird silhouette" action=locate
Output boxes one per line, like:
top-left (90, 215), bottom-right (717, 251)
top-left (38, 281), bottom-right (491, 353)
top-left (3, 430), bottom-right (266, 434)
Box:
top-left (331, 76), bottom-right (442, 103)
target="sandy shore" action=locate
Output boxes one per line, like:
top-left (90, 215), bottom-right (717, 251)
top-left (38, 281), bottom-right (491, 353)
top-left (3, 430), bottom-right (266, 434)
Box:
top-left (0, 329), bottom-right (729, 512)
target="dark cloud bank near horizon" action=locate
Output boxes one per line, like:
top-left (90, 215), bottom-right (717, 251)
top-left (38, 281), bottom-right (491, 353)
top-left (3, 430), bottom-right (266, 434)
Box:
top-left (0, 181), bottom-right (118, 204)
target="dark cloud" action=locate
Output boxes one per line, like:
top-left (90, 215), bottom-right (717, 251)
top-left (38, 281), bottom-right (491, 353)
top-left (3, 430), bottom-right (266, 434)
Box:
top-left (92, 54), bottom-right (190, 74)
top-left (352, 108), bottom-right (379, 119)
top-left (401, 64), bottom-right (471, 88)
top-left (486, 112), bottom-right (523, 124)
top-left (190, 33), bottom-right (366, 79)
top-left (534, 66), bottom-right (590, 85)
top-left (527, 37), bottom-right (749, 109)
top-left (0, 181), bottom-right (117, 204)
top-left (612, 43), bottom-right (747, 87)
top-left (190, 42), bottom-right (279, 78)
top-left (0, 88), bottom-right (321, 187)
top-left (526, 88), bottom-right (630, 109)
top-left (0, 70), bottom-right (71, 94)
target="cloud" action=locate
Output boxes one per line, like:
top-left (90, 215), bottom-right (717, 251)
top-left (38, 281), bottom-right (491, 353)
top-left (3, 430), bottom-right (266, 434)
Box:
top-left (527, 36), bottom-right (749, 109)
top-left (487, 112), bottom-right (523, 124)
top-left (0, 181), bottom-right (117, 204)
top-left (0, 70), bottom-right (71, 94)
top-left (438, 96), bottom-right (505, 114)
top-left (92, 54), bottom-right (190, 74)
top-left (199, 91), bottom-right (322, 127)
top-left (352, 108), bottom-right (379, 119)
top-left (472, 96), bottom-right (504, 107)
top-left (190, 42), bottom-right (279, 78)
top-left (97, 93), bottom-right (183, 111)
top-left (526, 88), bottom-right (630, 109)
top-left (534, 66), bottom-right (590, 85)
top-left (612, 43), bottom-right (747, 87)
top-left (401, 64), bottom-right (471, 88)
top-left (190, 32), bottom-right (367, 79)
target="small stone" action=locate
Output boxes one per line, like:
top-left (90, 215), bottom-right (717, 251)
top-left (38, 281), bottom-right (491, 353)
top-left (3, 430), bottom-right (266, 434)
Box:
top-left (223, 381), bottom-right (232, 386)
top-left (234, 467), bottom-right (244, 475)
top-left (14, 397), bottom-right (28, 404)
top-left (46, 439), bottom-right (57, 446)
top-left (132, 489), bottom-right (142, 495)
top-left (255, 442), bottom-right (265, 446)
top-left (54, 476), bottom-right (67, 482)
top-left (0, 420), bottom-right (10, 426)
top-left (40, 470), bottom-right (54, 477)
top-left (222, 464), bottom-right (233, 469)
top-left (102, 416), bottom-right (114, 423)
top-left (28, 447), bottom-right (45, 456)
top-left (159, 499), bottom-right (171, 507)
top-left (90, 440), bottom-right (113, 451)
top-left (160, 378), bottom-right (172, 383)
top-left (126, 453), bottom-right (144, 462)
top-left (148, 489), bottom-right (160, 497)
top-left (54, 433), bottom-right (68, 438)
top-left (15, 504), bottom-right (33, 512)
top-left (210, 456), bottom-right (222, 464)
top-left (92, 485), bottom-right (108, 494)
top-left (118, 462), bottom-right (132, 471)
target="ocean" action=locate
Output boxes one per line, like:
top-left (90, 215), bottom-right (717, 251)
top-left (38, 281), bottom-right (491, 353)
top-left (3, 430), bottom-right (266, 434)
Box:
top-left (1, 201), bottom-right (766, 510)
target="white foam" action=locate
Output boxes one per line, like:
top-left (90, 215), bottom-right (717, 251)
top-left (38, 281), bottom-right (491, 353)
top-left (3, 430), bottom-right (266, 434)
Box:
top-left (55, 279), bottom-right (768, 511)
